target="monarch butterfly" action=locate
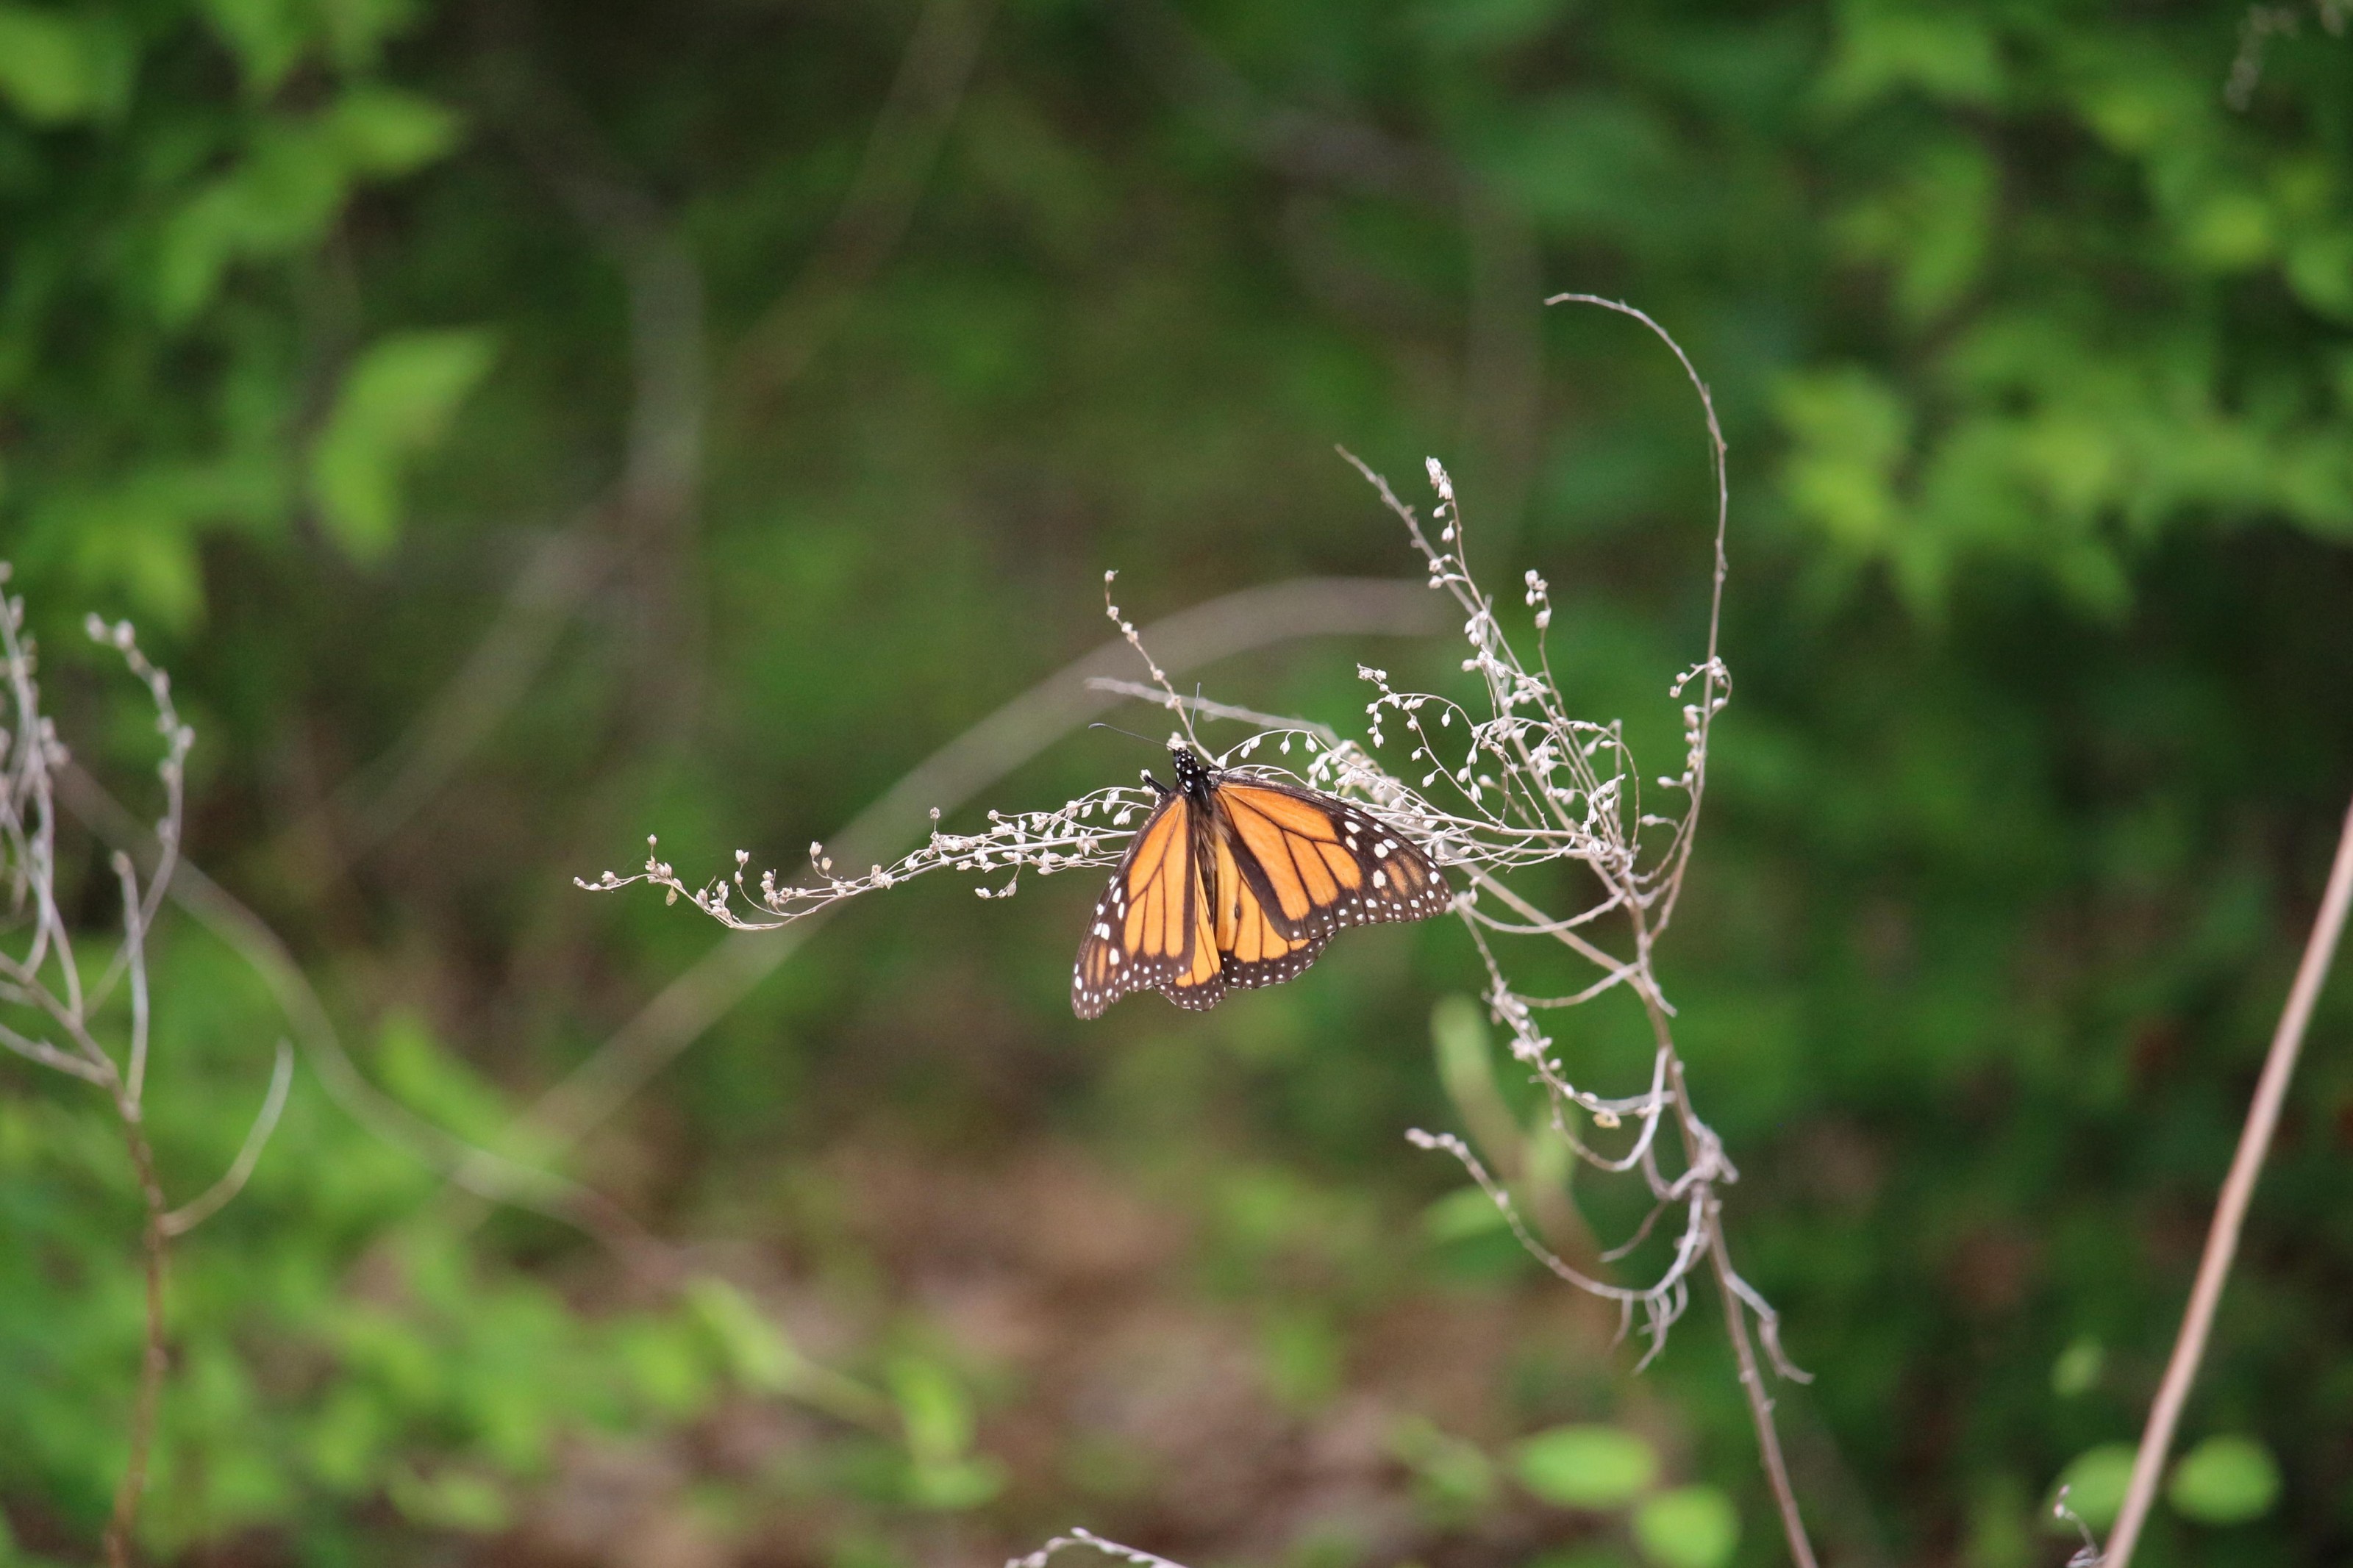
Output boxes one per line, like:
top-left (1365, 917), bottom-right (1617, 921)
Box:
top-left (1072, 744), bottom-right (1450, 1017)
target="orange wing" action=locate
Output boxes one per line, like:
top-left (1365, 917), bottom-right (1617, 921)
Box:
top-left (1071, 791), bottom-right (1225, 1017)
top-left (1209, 777), bottom-right (1451, 941)
top-left (1073, 770), bottom-right (1449, 1017)
top-left (1204, 828), bottom-right (1329, 992)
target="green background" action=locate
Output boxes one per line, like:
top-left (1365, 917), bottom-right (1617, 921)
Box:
top-left (3, 0), bottom-right (2350, 1564)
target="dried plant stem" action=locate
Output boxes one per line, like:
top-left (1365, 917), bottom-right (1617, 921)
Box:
top-left (1643, 976), bottom-right (1818, 1568)
top-left (529, 576), bottom-right (1441, 1156)
top-left (104, 1106), bottom-right (168, 1568)
top-left (2102, 792), bottom-right (2353, 1568)
top-left (1704, 1200), bottom-right (1814, 1568)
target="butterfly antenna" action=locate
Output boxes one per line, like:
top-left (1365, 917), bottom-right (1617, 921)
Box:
top-left (1088, 721), bottom-right (1163, 748)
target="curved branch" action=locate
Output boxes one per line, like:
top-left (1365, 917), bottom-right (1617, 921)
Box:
top-left (163, 1039), bottom-right (295, 1237)
top-left (518, 576), bottom-right (1447, 1158)
top-left (724, 0), bottom-right (998, 415)
top-left (57, 765), bottom-right (668, 1274)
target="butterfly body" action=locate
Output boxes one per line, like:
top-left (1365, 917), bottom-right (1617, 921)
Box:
top-left (1072, 745), bottom-right (1449, 1017)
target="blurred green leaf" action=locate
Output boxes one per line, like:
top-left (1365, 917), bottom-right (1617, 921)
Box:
top-left (1632, 1485), bottom-right (1740, 1568)
top-left (889, 1356), bottom-right (974, 1464)
top-left (1432, 992), bottom-right (1523, 1164)
top-left (1260, 1308), bottom-right (1343, 1410)
top-left (2166, 1435), bottom-right (2281, 1525)
top-left (2046, 1444), bottom-right (2137, 1532)
top-left (889, 1357), bottom-right (1004, 1510)
top-left (2287, 231), bottom-right (2353, 321)
top-left (2050, 1337), bottom-right (2104, 1398)
top-left (613, 1314), bottom-right (718, 1420)
top-left (1775, 365), bottom-right (1916, 585)
top-left (326, 85), bottom-right (460, 176)
top-left (368, 1012), bottom-right (511, 1145)
top-left (1818, 0), bottom-right (2001, 110)
top-left (1832, 137), bottom-right (1995, 325)
top-left (0, 5), bottom-right (88, 123)
top-left (1513, 1425), bottom-right (1660, 1510)
top-left (201, 0), bottom-right (310, 93)
top-left (308, 329), bottom-right (495, 559)
top-left (1422, 1184), bottom-right (1510, 1242)
top-left (685, 1276), bottom-right (801, 1395)
top-left (1390, 1417), bottom-right (1497, 1517)
top-left (317, 0), bottom-right (424, 70)
top-left (386, 1463), bottom-right (510, 1533)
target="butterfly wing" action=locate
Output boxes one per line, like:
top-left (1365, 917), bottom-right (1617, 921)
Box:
top-left (1071, 790), bottom-right (1226, 1017)
top-left (1205, 827), bottom-right (1332, 992)
top-left (1071, 767), bottom-right (1448, 1017)
top-left (1210, 776), bottom-right (1451, 942)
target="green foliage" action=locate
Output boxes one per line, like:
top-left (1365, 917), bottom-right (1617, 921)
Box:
top-left (1390, 1416), bottom-right (1499, 1520)
top-left (2049, 1336), bottom-right (2104, 1399)
top-left (4, 0), bottom-right (2350, 1561)
top-left (310, 329), bottom-right (496, 559)
top-left (2047, 1443), bottom-right (2137, 1532)
top-left (0, 4), bottom-right (131, 124)
top-left (1629, 1485), bottom-right (1739, 1568)
top-left (0, 936), bottom-right (755, 1556)
top-left (0, 0), bottom-right (464, 626)
top-left (1513, 1425), bottom-right (1662, 1511)
top-left (685, 1275), bottom-right (801, 1395)
top-left (1778, 4), bottom-right (2353, 616)
top-left (2167, 1434), bottom-right (2282, 1525)
top-left (887, 1356), bottom-right (1004, 1510)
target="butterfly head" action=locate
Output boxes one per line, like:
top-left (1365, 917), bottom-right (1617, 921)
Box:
top-left (1170, 743), bottom-right (1216, 803)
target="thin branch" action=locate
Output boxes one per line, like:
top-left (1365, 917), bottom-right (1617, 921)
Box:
top-left (101, 1100), bottom-right (168, 1568)
top-left (1703, 1195), bottom-right (1818, 1568)
top-left (1009, 1526), bottom-right (1196, 1568)
top-left (1, 588), bottom-right (199, 1567)
top-left (163, 1039), bottom-right (296, 1236)
top-left (0, 1018), bottom-right (107, 1081)
top-left (2102, 792), bottom-right (2353, 1568)
top-left (1629, 903), bottom-right (1818, 1566)
top-left (324, 525), bottom-right (613, 859)
top-left (1543, 294), bottom-right (1730, 937)
top-left (724, 0), bottom-right (996, 415)
top-left (115, 853), bottom-right (151, 1108)
top-left (57, 764), bottom-right (669, 1275)
top-left (528, 576), bottom-right (1443, 1157)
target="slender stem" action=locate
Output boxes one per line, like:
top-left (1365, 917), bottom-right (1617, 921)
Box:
top-left (104, 1103), bottom-right (170, 1568)
top-left (1704, 1201), bottom-right (1816, 1568)
top-left (1627, 930), bottom-right (1818, 1567)
top-left (2103, 793), bottom-right (2353, 1567)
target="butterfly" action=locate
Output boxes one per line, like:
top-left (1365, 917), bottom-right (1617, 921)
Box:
top-left (1072, 744), bottom-right (1451, 1017)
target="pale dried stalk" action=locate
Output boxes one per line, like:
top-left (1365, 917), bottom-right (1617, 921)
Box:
top-left (1008, 1527), bottom-right (1192, 1568)
top-left (2101, 793), bottom-right (2353, 1568)
top-left (0, 573), bottom-right (292, 1564)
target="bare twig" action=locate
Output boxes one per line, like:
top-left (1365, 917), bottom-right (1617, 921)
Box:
top-left (281, 26), bottom-right (718, 878)
top-left (1111, 0), bottom-right (1546, 545)
top-left (163, 1039), bottom-right (296, 1236)
top-left (0, 575), bottom-right (271, 1566)
top-left (60, 764), bottom-right (671, 1275)
top-left (724, 0), bottom-right (997, 414)
top-left (2102, 793), bottom-right (2353, 1568)
top-left (1008, 1526), bottom-right (1194, 1568)
top-left (1706, 1203), bottom-right (1815, 1567)
top-left (532, 576), bottom-right (1444, 1156)
top-left (105, 1111), bottom-right (168, 1568)
top-left (324, 525), bottom-right (613, 859)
